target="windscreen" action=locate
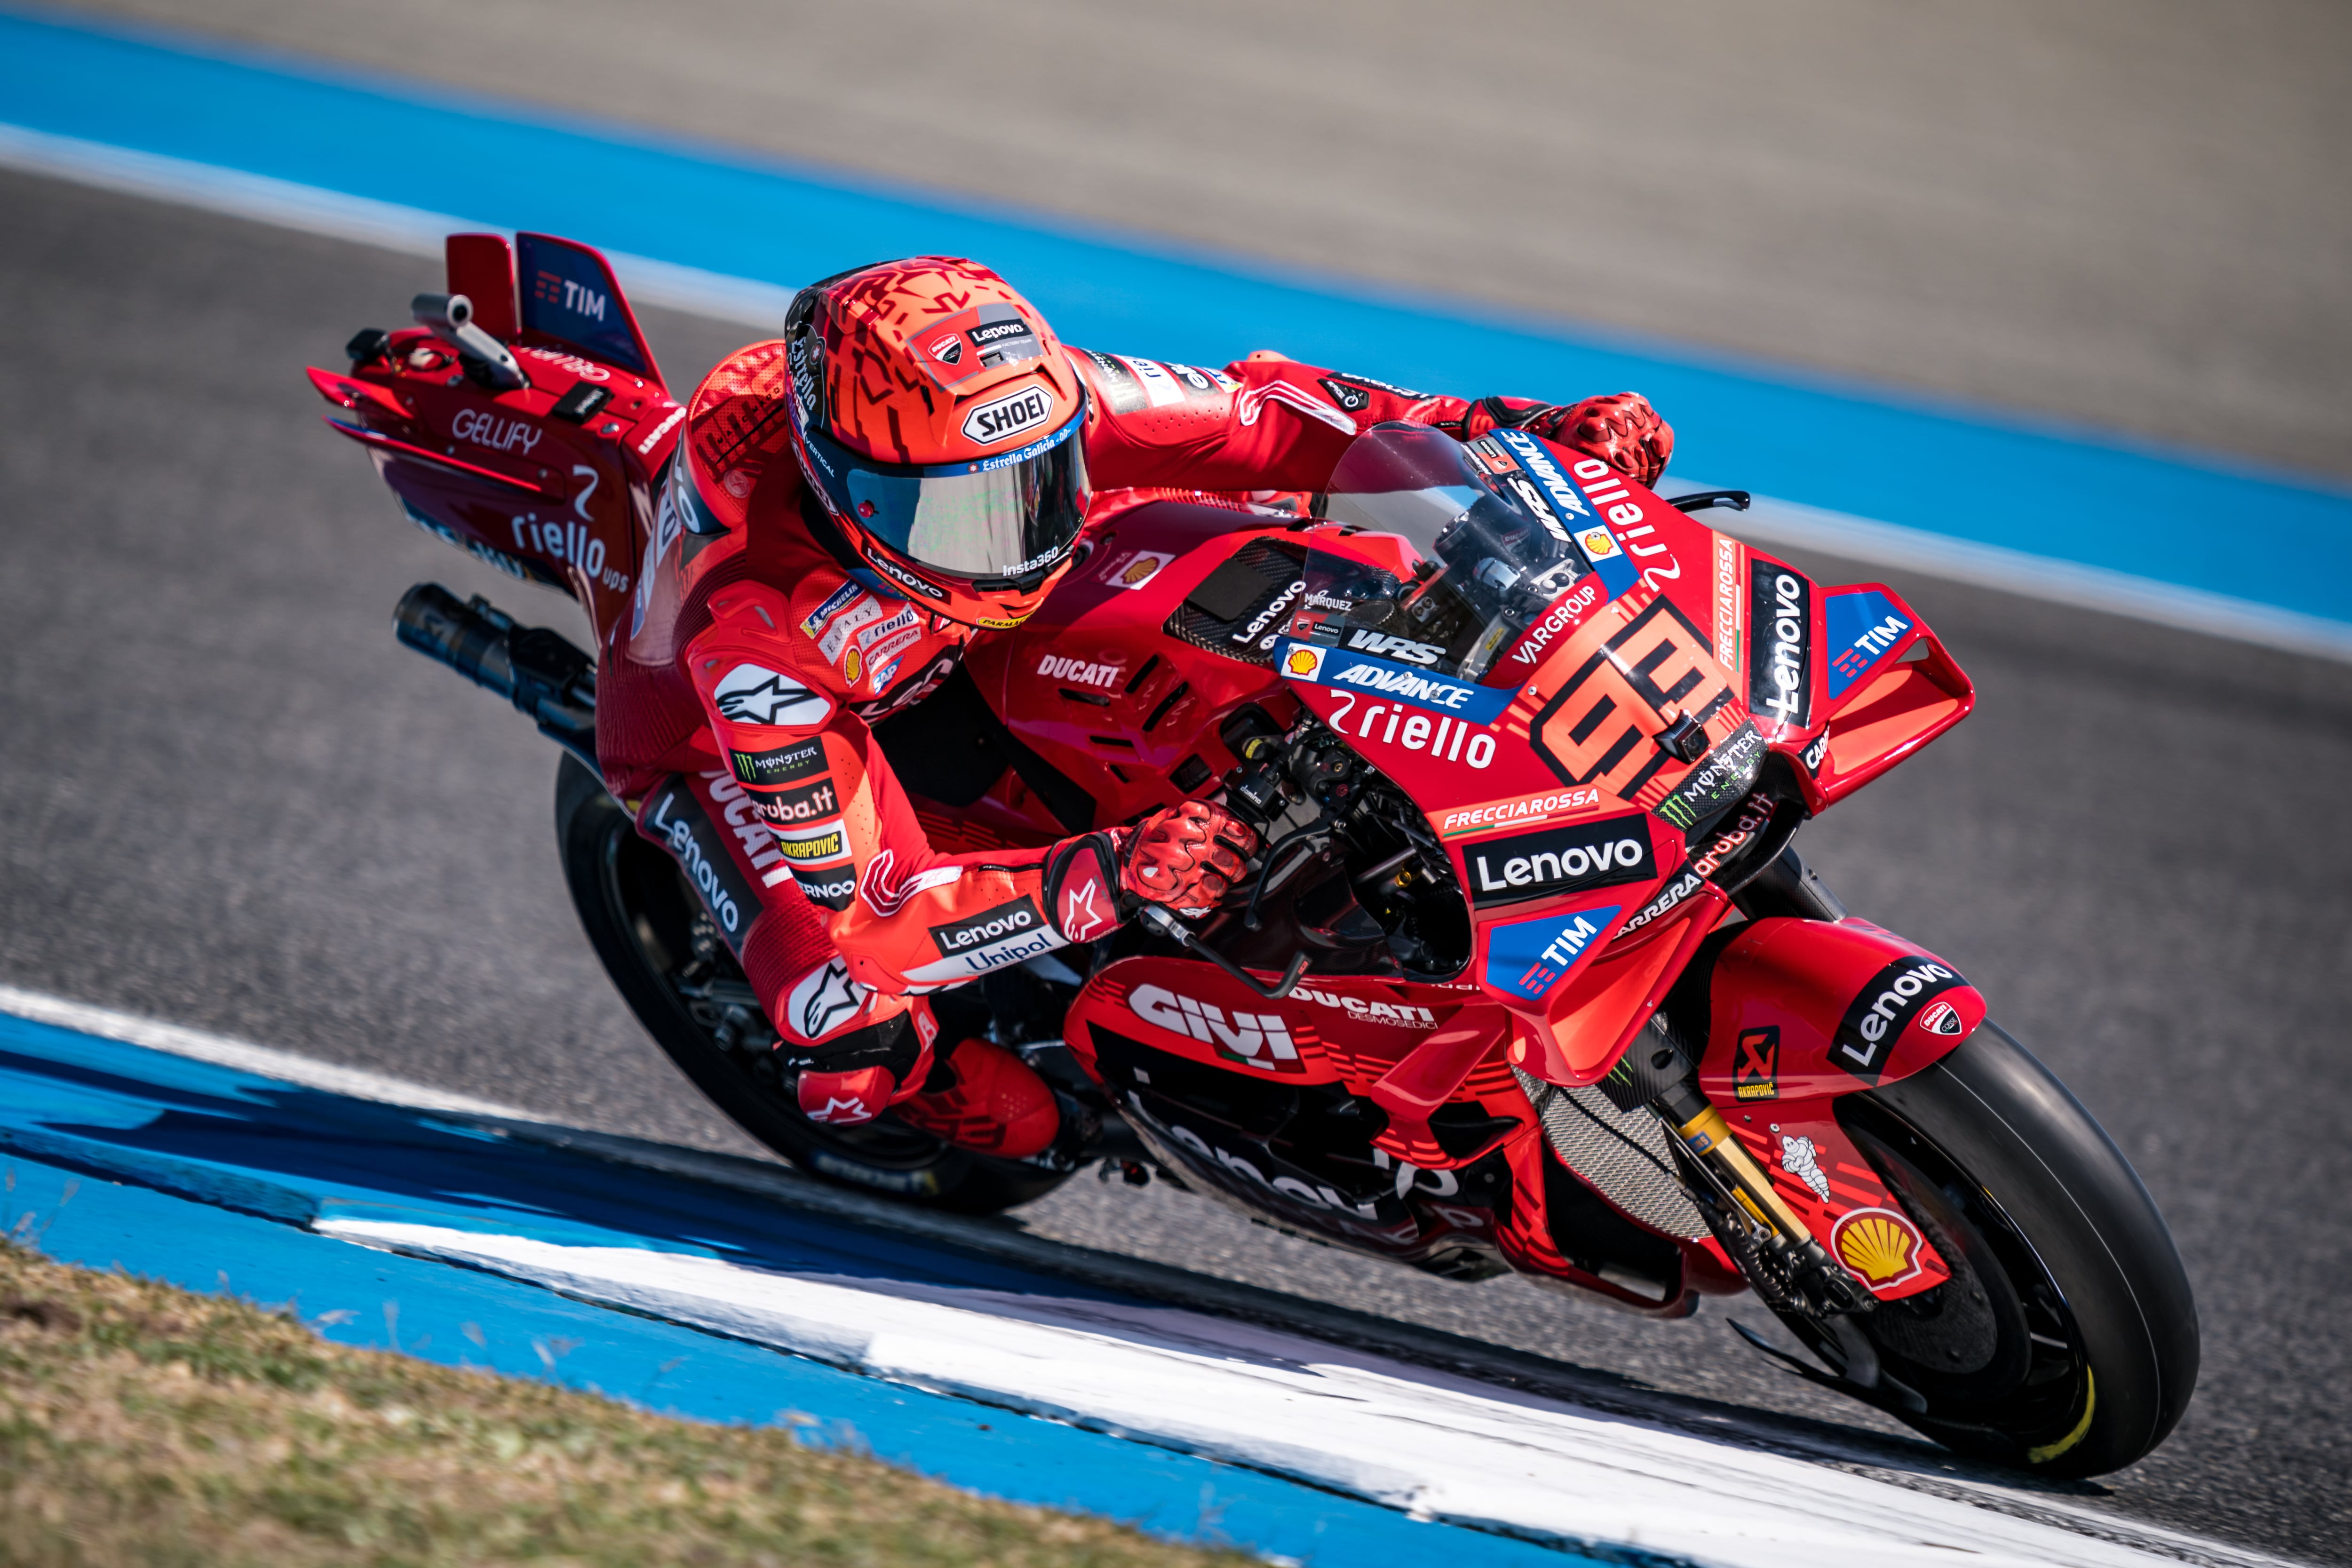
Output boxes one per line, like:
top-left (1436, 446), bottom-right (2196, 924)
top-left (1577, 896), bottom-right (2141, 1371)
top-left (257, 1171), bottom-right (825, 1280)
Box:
top-left (1298, 423), bottom-right (1594, 681)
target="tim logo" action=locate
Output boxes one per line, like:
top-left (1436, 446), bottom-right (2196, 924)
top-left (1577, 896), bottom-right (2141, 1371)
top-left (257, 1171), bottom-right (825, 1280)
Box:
top-left (961, 385), bottom-right (1052, 445)
top-left (1531, 596), bottom-right (1735, 803)
top-left (533, 271), bottom-right (607, 322)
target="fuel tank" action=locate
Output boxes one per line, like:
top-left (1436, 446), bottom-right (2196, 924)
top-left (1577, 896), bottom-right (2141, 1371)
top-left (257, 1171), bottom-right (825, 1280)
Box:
top-left (961, 502), bottom-right (1306, 827)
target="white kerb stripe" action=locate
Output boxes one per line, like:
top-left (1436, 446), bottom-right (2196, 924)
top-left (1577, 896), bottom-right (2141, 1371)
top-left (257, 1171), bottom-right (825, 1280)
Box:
top-left (0, 981), bottom-right (541, 1122)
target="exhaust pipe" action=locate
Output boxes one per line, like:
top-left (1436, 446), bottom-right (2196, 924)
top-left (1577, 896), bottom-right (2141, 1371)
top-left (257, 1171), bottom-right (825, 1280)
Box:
top-left (394, 583), bottom-right (596, 766)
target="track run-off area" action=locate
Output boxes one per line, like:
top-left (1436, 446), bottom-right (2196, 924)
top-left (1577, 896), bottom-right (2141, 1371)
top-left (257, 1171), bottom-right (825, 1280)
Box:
top-left (1, 7), bottom-right (2349, 1565)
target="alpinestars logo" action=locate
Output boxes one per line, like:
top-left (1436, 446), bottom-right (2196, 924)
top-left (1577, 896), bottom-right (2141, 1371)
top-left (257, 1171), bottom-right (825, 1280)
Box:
top-left (782, 958), bottom-right (868, 1043)
top-left (1057, 875), bottom-right (1115, 944)
top-left (714, 664), bottom-right (832, 728)
top-left (1129, 984), bottom-right (1303, 1071)
top-left (1834, 956), bottom-right (1968, 1082)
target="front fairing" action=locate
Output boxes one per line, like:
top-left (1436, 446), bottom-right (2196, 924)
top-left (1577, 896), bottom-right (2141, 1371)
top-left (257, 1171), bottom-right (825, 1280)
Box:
top-left (1275, 427), bottom-right (1836, 1081)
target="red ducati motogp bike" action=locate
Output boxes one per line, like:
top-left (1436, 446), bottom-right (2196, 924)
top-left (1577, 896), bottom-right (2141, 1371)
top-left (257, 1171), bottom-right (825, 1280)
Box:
top-left (308, 234), bottom-right (2196, 1478)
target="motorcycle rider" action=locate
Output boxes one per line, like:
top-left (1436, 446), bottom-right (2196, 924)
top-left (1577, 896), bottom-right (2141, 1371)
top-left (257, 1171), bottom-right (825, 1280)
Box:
top-left (617, 255), bottom-right (1673, 1160)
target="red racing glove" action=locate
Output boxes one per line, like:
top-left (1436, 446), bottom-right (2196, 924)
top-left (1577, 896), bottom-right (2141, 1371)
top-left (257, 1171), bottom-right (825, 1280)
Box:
top-left (1466, 391), bottom-right (1674, 489)
top-left (1120, 801), bottom-right (1256, 917)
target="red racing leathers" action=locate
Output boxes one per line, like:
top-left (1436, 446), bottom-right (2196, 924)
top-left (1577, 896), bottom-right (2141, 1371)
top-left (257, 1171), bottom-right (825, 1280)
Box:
top-left (600, 339), bottom-right (1669, 1127)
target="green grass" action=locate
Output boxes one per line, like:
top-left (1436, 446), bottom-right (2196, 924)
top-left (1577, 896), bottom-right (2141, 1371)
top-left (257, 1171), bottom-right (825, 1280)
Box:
top-left (0, 1238), bottom-right (1257, 1568)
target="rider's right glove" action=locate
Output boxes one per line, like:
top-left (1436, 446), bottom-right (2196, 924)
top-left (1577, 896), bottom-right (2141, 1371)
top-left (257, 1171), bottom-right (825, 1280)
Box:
top-left (1464, 390), bottom-right (1674, 489)
top-left (1120, 801), bottom-right (1257, 918)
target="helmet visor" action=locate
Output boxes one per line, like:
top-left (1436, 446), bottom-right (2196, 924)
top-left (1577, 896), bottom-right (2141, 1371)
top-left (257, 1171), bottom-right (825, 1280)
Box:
top-left (800, 405), bottom-right (1090, 581)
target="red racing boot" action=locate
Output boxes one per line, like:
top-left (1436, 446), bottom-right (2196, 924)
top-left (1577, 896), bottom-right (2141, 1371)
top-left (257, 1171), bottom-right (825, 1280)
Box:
top-left (795, 1063), bottom-right (903, 1127)
top-left (895, 1037), bottom-right (1061, 1159)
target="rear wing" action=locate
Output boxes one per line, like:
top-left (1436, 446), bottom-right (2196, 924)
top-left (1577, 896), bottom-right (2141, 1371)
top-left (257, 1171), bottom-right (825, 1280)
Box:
top-left (445, 231), bottom-right (664, 390)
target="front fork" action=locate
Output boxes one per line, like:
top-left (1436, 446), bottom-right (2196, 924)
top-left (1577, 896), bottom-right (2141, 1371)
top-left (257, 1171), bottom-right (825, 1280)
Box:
top-left (1655, 1077), bottom-right (1876, 1316)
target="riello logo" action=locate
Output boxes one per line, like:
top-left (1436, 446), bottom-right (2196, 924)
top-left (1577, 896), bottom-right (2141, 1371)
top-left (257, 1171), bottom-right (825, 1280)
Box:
top-left (1130, 984), bottom-right (1301, 1069)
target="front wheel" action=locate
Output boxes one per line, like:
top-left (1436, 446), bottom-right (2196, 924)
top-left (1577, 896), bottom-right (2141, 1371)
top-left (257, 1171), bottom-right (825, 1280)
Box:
top-left (1782, 1022), bottom-right (2199, 1476)
top-left (553, 754), bottom-right (1073, 1215)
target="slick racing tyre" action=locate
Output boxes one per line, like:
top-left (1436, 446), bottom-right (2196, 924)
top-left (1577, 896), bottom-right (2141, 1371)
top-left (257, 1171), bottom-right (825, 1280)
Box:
top-left (554, 754), bottom-right (1072, 1215)
top-left (1802, 1022), bottom-right (2199, 1477)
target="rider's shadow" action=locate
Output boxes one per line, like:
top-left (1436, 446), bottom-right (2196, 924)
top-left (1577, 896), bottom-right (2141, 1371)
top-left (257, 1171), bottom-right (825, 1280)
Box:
top-left (0, 1037), bottom-right (1083, 1297)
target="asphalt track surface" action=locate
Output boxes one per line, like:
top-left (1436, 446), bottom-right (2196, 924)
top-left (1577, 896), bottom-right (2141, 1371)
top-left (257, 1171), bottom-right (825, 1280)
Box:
top-left (4, 171), bottom-right (2352, 1561)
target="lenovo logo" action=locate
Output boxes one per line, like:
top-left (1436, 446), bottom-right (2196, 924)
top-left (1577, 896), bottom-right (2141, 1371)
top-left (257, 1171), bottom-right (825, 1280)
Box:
top-left (1748, 568), bottom-right (1812, 729)
top-left (1834, 956), bottom-right (1968, 1082)
top-left (1463, 815), bottom-right (1654, 907)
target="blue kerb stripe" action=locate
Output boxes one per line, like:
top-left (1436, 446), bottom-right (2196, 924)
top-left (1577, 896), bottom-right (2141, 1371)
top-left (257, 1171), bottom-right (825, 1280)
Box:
top-left (0, 6), bottom-right (2346, 627)
top-left (0, 1007), bottom-right (1613, 1567)
top-left (1, 1158), bottom-right (1597, 1568)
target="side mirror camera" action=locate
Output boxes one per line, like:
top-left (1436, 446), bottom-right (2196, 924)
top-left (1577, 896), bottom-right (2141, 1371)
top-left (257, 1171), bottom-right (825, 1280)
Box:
top-left (411, 293), bottom-right (528, 389)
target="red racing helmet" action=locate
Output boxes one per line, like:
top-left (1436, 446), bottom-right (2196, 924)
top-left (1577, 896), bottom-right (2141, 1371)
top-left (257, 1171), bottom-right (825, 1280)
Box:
top-left (781, 257), bottom-right (1091, 629)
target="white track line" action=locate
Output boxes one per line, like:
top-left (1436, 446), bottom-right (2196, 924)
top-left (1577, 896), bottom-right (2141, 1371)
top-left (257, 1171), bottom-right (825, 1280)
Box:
top-left (323, 1218), bottom-right (2291, 1568)
top-left (1689, 489), bottom-right (2352, 665)
top-left (0, 122), bottom-right (797, 327)
top-left (0, 981), bottom-right (541, 1121)
top-left (1, 119), bottom-right (2344, 665)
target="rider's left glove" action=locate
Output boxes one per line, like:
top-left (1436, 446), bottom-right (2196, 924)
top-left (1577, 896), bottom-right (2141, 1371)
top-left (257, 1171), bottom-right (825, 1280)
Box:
top-left (1120, 801), bottom-right (1256, 918)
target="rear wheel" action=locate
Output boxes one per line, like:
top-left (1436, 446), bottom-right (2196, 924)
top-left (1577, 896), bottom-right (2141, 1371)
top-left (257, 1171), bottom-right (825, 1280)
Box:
top-left (1775, 1021), bottom-right (2198, 1476)
top-left (554, 754), bottom-right (1072, 1215)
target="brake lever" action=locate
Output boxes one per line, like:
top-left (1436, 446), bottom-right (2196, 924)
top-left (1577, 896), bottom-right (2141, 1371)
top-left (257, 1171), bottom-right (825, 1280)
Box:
top-left (1137, 905), bottom-right (1308, 1000)
top-left (1241, 819), bottom-right (1333, 931)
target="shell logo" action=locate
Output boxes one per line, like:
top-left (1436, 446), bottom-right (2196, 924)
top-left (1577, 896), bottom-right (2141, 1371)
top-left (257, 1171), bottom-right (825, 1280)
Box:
top-left (1579, 528), bottom-right (1621, 560)
top-left (1282, 645), bottom-right (1326, 681)
top-left (1831, 1206), bottom-right (1926, 1288)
